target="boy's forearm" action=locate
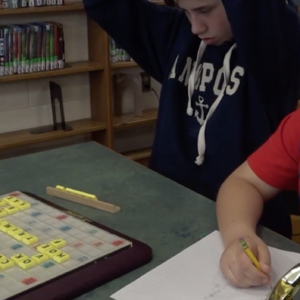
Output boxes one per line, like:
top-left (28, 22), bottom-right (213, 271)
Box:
top-left (216, 176), bottom-right (264, 247)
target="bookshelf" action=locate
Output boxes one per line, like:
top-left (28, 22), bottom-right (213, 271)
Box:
top-left (111, 61), bottom-right (138, 69)
top-left (0, 1), bottom-right (161, 166)
top-left (0, 2), bottom-right (83, 14)
top-left (113, 109), bottom-right (157, 131)
top-left (0, 61), bottom-right (103, 83)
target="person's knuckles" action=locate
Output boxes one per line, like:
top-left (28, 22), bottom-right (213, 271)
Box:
top-left (238, 253), bottom-right (255, 270)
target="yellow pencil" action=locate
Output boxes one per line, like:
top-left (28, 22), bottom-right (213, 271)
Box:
top-left (239, 237), bottom-right (272, 289)
top-left (239, 237), bottom-right (261, 271)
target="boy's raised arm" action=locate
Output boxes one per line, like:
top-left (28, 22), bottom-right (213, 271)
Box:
top-left (83, 0), bottom-right (184, 82)
top-left (222, 0), bottom-right (300, 110)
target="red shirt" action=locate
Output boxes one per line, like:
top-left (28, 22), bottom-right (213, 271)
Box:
top-left (247, 109), bottom-right (300, 192)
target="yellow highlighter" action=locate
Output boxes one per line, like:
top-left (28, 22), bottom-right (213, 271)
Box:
top-left (239, 237), bottom-right (261, 270)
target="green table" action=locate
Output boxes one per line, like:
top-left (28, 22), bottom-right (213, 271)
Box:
top-left (0, 142), bottom-right (299, 300)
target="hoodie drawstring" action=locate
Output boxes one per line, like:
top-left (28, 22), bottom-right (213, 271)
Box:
top-left (187, 41), bottom-right (237, 166)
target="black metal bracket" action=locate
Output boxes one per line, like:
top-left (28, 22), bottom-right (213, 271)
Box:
top-left (31, 81), bottom-right (73, 134)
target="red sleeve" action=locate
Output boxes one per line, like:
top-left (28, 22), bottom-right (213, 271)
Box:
top-left (247, 109), bottom-right (300, 191)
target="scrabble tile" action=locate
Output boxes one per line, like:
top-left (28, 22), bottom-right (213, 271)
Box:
top-left (18, 258), bottom-right (36, 270)
top-left (2, 196), bottom-right (18, 204)
top-left (15, 201), bottom-right (31, 211)
top-left (0, 220), bottom-right (8, 226)
top-left (0, 223), bottom-right (16, 233)
top-left (44, 248), bottom-right (62, 258)
top-left (0, 254), bottom-right (6, 262)
top-left (53, 252), bottom-right (70, 263)
top-left (37, 244), bottom-right (53, 254)
top-left (0, 258), bottom-right (15, 270)
top-left (8, 200), bottom-right (23, 208)
top-left (22, 235), bottom-right (38, 246)
top-left (4, 206), bottom-right (19, 215)
top-left (50, 239), bottom-right (66, 249)
top-left (14, 231), bottom-right (29, 241)
top-left (7, 227), bottom-right (23, 238)
top-left (11, 253), bottom-right (28, 264)
top-left (31, 253), bottom-right (49, 264)
top-left (0, 209), bottom-right (8, 217)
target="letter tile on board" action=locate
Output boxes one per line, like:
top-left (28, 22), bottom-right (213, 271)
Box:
top-left (0, 209), bottom-right (8, 218)
top-left (14, 231), bottom-right (28, 241)
top-left (22, 235), bottom-right (38, 246)
top-left (0, 254), bottom-right (7, 261)
top-left (7, 228), bottom-right (23, 238)
top-left (18, 258), bottom-right (36, 270)
top-left (2, 196), bottom-right (18, 203)
top-left (0, 258), bottom-right (15, 270)
top-left (15, 201), bottom-right (31, 211)
top-left (37, 244), bottom-right (53, 254)
top-left (0, 223), bottom-right (16, 233)
top-left (31, 253), bottom-right (49, 264)
top-left (4, 206), bottom-right (19, 215)
top-left (11, 253), bottom-right (28, 264)
top-left (50, 239), bottom-right (66, 248)
top-left (44, 248), bottom-right (62, 258)
top-left (53, 252), bottom-right (70, 263)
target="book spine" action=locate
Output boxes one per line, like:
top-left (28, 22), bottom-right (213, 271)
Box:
top-left (12, 26), bottom-right (18, 74)
top-left (58, 23), bottom-right (65, 69)
top-left (19, 0), bottom-right (27, 7)
top-left (8, 27), bottom-right (13, 75)
top-left (0, 27), bottom-right (4, 76)
top-left (4, 26), bottom-right (9, 75)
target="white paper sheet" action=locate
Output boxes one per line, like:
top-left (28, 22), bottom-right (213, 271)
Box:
top-left (111, 230), bottom-right (300, 300)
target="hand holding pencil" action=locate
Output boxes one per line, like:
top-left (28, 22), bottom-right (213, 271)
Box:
top-left (219, 234), bottom-right (272, 289)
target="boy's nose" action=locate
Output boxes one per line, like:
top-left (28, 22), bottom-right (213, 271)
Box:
top-left (190, 17), bottom-right (208, 36)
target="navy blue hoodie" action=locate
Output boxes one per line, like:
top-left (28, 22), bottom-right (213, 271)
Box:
top-left (83, 0), bottom-right (300, 236)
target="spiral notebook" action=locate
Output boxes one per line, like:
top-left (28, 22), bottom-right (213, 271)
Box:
top-left (111, 230), bottom-right (300, 300)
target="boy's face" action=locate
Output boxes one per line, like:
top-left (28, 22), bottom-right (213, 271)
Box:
top-left (178, 0), bottom-right (233, 46)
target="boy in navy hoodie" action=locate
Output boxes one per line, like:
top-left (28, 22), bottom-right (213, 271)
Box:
top-left (83, 0), bottom-right (300, 238)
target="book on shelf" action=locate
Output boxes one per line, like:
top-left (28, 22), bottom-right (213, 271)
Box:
top-left (0, 0), bottom-right (64, 9)
top-left (0, 21), bottom-right (65, 76)
top-left (110, 38), bottom-right (133, 64)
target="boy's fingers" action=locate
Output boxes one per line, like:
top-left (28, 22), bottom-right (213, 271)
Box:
top-left (257, 243), bottom-right (271, 274)
top-left (226, 265), bottom-right (250, 288)
top-left (231, 255), bottom-right (267, 286)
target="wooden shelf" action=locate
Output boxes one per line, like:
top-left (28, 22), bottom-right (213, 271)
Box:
top-left (124, 148), bottom-right (152, 166)
top-left (124, 148), bottom-right (152, 160)
top-left (0, 61), bottom-right (104, 83)
top-left (113, 108), bottom-right (158, 131)
top-left (0, 118), bottom-right (106, 150)
top-left (0, 2), bottom-right (84, 15)
top-left (111, 61), bottom-right (138, 69)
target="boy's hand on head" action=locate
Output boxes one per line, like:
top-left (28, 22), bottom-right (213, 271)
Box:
top-left (219, 234), bottom-right (271, 288)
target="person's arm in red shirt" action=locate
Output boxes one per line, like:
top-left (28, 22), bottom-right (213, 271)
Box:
top-left (216, 109), bottom-right (300, 288)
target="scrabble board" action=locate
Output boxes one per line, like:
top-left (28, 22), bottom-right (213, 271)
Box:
top-left (0, 191), bottom-right (152, 300)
